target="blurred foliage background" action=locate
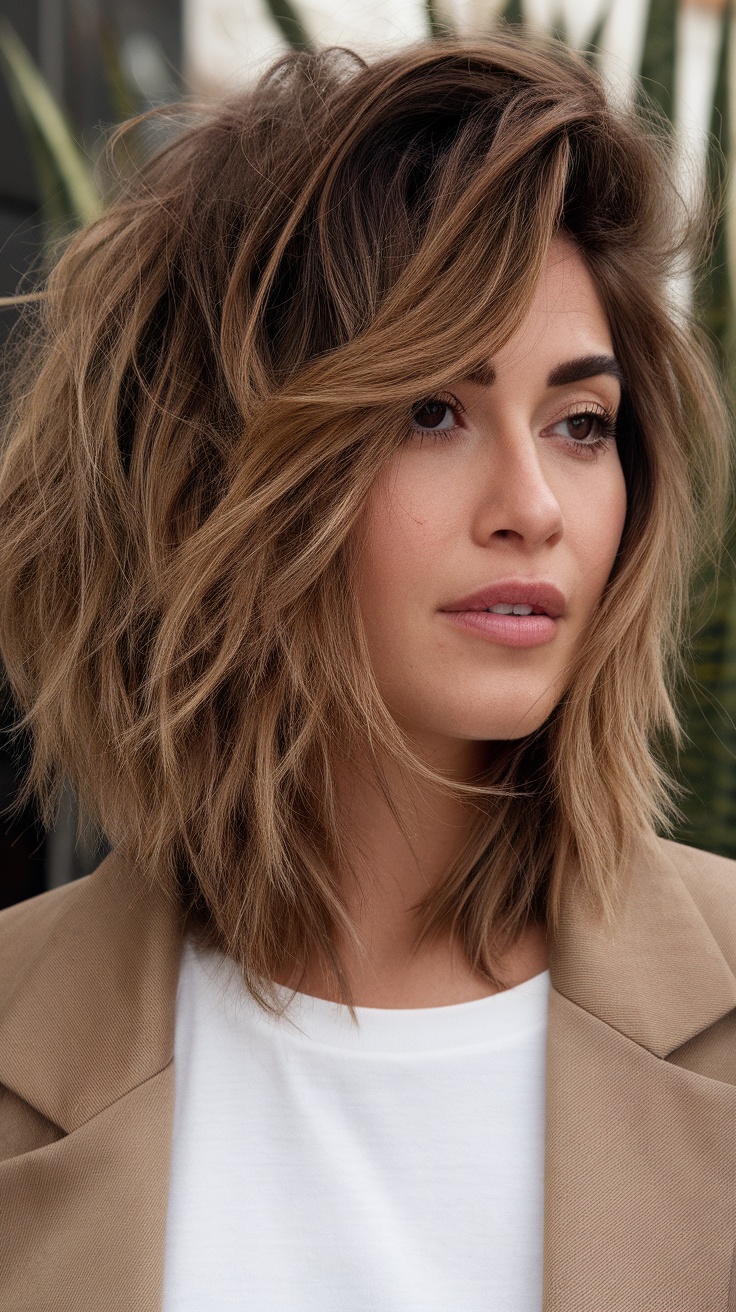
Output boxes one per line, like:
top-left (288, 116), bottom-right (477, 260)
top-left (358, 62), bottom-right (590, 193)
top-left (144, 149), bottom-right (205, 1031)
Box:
top-left (0, 0), bottom-right (182, 902)
top-left (0, 0), bottom-right (734, 900)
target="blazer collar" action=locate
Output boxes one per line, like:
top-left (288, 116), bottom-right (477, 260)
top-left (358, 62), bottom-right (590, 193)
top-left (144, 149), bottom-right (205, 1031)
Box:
top-left (545, 837), bottom-right (736, 1311)
top-left (0, 851), bottom-right (183, 1133)
top-left (2, 837), bottom-right (735, 1131)
top-left (549, 835), bottom-right (736, 1056)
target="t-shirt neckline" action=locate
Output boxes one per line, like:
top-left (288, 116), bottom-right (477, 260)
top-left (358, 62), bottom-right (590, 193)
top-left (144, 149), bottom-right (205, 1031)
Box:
top-left (184, 939), bottom-right (550, 1055)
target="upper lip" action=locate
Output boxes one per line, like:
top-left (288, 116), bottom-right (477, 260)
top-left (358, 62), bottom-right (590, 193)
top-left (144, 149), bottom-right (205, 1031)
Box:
top-left (439, 579), bottom-right (566, 618)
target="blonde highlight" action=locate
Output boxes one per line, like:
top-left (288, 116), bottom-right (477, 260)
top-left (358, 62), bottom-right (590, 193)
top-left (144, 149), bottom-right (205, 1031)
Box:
top-left (0, 31), bottom-right (730, 1013)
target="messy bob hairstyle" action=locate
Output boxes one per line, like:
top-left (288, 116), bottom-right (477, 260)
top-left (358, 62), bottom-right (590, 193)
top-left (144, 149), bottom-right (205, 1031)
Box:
top-left (0, 31), bottom-right (730, 1011)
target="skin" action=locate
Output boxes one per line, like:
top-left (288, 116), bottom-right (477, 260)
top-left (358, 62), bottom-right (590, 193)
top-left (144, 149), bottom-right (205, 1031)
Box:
top-left (290, 235), bottom-right (628, 1008)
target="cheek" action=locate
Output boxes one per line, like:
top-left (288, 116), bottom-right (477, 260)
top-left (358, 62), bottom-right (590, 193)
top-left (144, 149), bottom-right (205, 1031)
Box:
top-left (567, 459), bottom-right (628, 596)
top-left (601, 460), bottom-right (628, 558)
top-left (357, 463), bottom-right (454, 606)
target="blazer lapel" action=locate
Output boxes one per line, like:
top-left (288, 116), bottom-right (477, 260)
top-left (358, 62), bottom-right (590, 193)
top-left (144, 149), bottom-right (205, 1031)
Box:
top-left (0, 853), bottom-right (183, 1312)
top-left (544, 840), bottom-right (736, 1311)
top-left (1, 1069), bottom-right (175, 1312)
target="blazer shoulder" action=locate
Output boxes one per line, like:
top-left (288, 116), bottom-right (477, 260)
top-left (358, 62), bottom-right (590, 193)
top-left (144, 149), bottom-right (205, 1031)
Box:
top-left (0, 885), bottom-right (91, 1156)
top-left (0, 850), bottom-right (159, 1013)
top-left (0, 874), bottom-right (95, 1009)
top-left (657, 836), bottom-right (736, 971)
top-left (0, 852), bottom-right (182, 1134)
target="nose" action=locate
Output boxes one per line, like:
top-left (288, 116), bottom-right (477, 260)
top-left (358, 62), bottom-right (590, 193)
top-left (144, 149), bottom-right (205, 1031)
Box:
top-left (472, 422), bottom-right (563, 551)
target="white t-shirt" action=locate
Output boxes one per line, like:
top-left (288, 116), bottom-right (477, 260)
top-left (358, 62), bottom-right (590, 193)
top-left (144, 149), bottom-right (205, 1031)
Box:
top-left (162, 937), bottom-right (550, 1311)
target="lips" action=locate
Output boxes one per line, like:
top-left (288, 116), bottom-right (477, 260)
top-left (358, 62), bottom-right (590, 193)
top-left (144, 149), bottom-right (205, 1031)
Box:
top-left (439, 579), bottom-right (566, 619)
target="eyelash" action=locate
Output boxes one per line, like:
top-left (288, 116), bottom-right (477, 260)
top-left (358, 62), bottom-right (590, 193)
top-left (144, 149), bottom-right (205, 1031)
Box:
top-left (409, 393), bottom-right (619, 457)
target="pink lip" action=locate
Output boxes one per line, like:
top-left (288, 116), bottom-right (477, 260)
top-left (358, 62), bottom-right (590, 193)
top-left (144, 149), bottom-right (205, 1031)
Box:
top-left (440, 579), bottom-right (566, 618)
top-left (438, 579), bottom-right (566, 649)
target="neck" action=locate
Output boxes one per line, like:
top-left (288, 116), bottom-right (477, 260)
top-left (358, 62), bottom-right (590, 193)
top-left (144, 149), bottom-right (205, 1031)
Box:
top-left (280, 737), bottom-right (549, 1008)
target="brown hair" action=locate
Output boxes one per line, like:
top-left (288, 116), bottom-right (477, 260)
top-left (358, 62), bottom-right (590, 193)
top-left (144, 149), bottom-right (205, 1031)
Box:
top-left (0, 30), bottom-right (729, 1011)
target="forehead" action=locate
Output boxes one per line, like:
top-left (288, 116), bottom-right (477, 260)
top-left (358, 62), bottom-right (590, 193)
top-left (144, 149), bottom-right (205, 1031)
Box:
top-left (461, 241), bottom-right (616, 390)
top-left (536, 235), bottom-right (608, 316)
top-left (486, 237), bottom-right (614, 381)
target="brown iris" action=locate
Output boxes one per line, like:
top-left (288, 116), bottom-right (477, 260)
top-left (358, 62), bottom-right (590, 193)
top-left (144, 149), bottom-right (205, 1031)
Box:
top-left (411, 400), bottom-right (452, 430)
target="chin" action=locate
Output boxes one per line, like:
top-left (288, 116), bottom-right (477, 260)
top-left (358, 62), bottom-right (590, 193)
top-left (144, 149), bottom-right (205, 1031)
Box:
top-left (446, 692), bottom-right (562, 743)
top-left (495, 710), bottom-right (556, 738)
top-left (389, 683), bottom-right (564, 751)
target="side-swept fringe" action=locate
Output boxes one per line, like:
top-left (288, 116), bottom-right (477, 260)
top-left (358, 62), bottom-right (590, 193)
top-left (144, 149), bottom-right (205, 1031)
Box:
top-left (0, 31), bottom-right (730, 1013)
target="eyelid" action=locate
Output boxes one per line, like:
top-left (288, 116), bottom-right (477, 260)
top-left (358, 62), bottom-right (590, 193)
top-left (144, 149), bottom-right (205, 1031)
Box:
top-left (552, 389), bottom-right (619, 415)
top-left (424, 391), bottom-right (465, 415)
top-left (546, 399), bottom-right (617, 427)
top-left (553, 398), bottom-right (613, 417)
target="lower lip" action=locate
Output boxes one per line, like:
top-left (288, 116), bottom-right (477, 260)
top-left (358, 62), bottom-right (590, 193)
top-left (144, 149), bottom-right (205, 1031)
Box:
top-left (440, 610), bottom-right (558, 648)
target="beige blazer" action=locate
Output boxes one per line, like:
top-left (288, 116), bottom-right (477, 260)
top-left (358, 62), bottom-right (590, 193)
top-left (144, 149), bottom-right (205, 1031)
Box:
top-left (1, 838), bottom-right (736, 1311)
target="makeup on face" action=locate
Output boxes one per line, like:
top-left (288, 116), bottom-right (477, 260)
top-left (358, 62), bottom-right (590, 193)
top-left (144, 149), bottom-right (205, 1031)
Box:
top-left (439, 579), bottom-right (565, 648)
top-left (354, 236), bottom-right (628, 753)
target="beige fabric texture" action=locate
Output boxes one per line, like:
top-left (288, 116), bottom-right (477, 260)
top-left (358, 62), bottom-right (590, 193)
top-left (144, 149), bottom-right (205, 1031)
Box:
top-left (1, 838), bottom-right (735, 1311)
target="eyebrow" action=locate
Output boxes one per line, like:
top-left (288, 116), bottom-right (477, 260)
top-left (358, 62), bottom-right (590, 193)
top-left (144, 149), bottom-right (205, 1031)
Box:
top-left (548, 354), bottom-right (625, 388)
top-left (465, 353), bottom-right (625, 389)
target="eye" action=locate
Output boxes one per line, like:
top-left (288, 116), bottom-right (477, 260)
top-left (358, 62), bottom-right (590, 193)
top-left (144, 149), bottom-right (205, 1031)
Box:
top-left (409, 394), bottom-right (464, 436)
top-left (550, 405), bottom-right (618, 450)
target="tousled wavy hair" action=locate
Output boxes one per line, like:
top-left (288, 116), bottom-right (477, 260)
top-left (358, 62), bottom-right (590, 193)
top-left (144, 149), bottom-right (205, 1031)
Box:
top-left (0, 31), bottom-right (730, 1011)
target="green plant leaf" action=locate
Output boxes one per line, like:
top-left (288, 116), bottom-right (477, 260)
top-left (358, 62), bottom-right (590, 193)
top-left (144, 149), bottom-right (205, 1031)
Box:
top-left (671, 2), bottom-right (736, 859)
top-left (0, 21), bottom-right (102, 227)
top-left (99, 19), bottom-right (140, 124)
top-left (700, 1), bottom-right (733, 369)
top-left (670, 572), bottom-right (736, 859)
top-left (636, 0), bottom-right (678, 128)
top-left (582, 3), bottom-right (611, 66)
top-left (549, 10), bottom-right (570, 44)
top-left (426, 0), bottom-right (456, 38)
top-left (261, 0), bottom-right (313, 51)
top-left (498, 0), bottom-right (525, 27)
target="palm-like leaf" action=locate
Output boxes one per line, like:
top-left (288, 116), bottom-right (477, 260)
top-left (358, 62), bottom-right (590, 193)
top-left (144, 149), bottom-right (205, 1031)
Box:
top-left (99, 20), bottom-right (141, 125)
top-left (261, 0), bottom-right (313, 51)
top-left (426, 0), bottom-right (457, 38)
top-left (701, 0), bottom-right (733, 369)
top-left (582, 3), bottom-right (611, 66)
top-left (671, 1), bottom-right (736, 858)
top-left (498, 0), bottom-right (525, 26)
top-left (0, 21), bottom-right (102, 229)
top-left (636, 0), bottom-right (678, 127)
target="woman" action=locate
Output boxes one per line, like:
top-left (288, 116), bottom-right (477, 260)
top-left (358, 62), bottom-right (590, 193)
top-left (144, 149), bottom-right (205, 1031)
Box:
top-left (1, 28), bottom-right (735, 1312)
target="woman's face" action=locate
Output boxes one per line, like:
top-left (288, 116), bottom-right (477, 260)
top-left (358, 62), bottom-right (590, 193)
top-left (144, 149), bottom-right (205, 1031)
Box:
top-left (355, 235), bottom-right (627, 763)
